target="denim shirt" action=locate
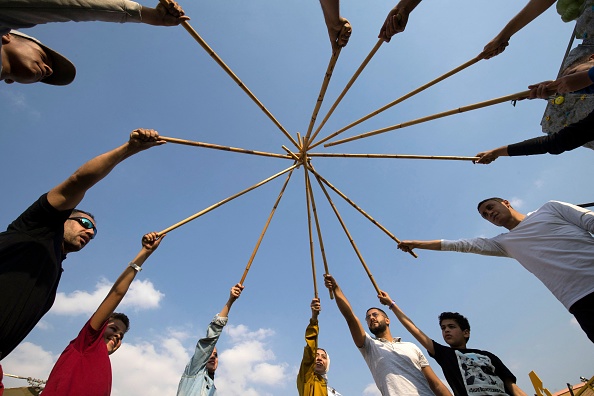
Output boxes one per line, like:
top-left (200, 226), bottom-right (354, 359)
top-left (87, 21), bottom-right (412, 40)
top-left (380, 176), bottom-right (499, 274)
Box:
top-left (176, 314), bottom-right (228, 396)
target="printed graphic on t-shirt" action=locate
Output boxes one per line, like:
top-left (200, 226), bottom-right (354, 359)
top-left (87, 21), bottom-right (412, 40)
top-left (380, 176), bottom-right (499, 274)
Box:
top-left (455, 351), bottom-right (506, 395)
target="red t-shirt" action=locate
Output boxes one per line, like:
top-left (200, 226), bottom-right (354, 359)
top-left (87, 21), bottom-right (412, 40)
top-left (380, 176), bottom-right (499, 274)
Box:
top-left (42, 319), bottom-right (111, 396)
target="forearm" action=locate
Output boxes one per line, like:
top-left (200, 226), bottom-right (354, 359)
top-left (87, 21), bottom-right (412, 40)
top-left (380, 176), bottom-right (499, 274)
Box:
top-left (395, 0), bottom-right (422, 13)
top-left (389, 303), bottom-right (433, 353)
top-left (48, 142), bottom-right (141, 210)
top-left (219, 298), bottom-right (235, 318)
top-left (508, 110), bottom-right (594, 156)
top-left (319, 0), bottom-right (340, 25)
top-left (407, 240), bottom-right (442, 250)
top-left (495, 0), bottom-right (556, 40)
top-left (0, 0), bottom-right (142, 28)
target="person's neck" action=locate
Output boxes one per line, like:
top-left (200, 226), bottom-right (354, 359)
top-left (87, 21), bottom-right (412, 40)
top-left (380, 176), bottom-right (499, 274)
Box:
top-left (376, 329), bottom-right (394, 342)
top-left (504, 211), bottom-right (526, 230)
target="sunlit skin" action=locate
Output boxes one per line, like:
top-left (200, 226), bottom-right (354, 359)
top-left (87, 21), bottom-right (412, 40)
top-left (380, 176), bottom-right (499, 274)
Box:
top-left (477, 200), bottom-right (524, 230)
top-left (1, 34), bottom-right (53, 84)
top-left (206, 347), bottom-right (218, 376)
top-left (365, 309), bottom-right (390, 336)
top-left (440, 319), bottom-right (469, 349)
top-left (103, 319), bottom-right (127, 355)
top-left (62, 215), bottom-right (97, 253)
top-left (314, 349), bottom-right (328, 375)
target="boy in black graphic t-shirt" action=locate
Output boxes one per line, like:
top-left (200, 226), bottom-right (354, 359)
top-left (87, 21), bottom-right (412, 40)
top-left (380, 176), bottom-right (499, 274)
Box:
top-left (377, 290), bottom-right (527, 396)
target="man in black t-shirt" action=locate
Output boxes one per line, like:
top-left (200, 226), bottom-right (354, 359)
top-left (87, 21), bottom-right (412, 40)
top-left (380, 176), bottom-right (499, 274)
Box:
top-left (0, 129), bottom-right (164, 373)
top-left (377, 290), bottom-right (528, 396)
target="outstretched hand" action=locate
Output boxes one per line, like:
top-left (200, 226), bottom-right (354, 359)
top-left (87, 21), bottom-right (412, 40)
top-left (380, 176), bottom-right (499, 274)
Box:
top-left (379, 7), bottom-right (406, 42)
top-left (473, 148), bottom-right (504, 164)
top-left (397, 240), bottom-right (416, 253)
top-left (480, 35), bottom-right (509, 59)
top-left (129, 128), bottom-right (166, 151)
top-left (377, 290), bottom-right (392, 306)
top-left (230, 283), bottom-right (245, 301)
top-left (328, 18), bottom-right (352, 50)
top-left (142, 232), bottom-right (165, 252)
top-left (324, 274), bottom-right (338, 291)
top-left (311, 298), bottom-right (321, 318)
top-left (142, 0), bottom-right (189, 26)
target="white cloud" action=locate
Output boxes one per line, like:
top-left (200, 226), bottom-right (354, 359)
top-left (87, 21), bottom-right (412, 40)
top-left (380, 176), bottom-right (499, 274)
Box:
top-left (35, 320), bottom-right (52, 330)
top-left (0, 91), bottom-right (40, 118)
top-left (215, 324), bottom-right (291, 395)
top-left (110, 337), bottom-right (190, 396)
top-left (0, 342), bottom-right (55, 389)
top-left (363, 382), bottom-right (381, 395)
top-left (0, 323), bottom-right (290, 395)
top-left (50, 278), bottom-right (164, 316)
top-left (509, 197), bottom-right (524, 208)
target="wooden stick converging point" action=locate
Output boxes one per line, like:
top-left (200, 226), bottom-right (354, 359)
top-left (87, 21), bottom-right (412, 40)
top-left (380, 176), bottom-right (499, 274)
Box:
top-left (312, 56), bottom-right (483, 150)
top-left (307, 164), bottom-right (417, 259)
top-left (161, 0), bottom-right (298, 149)
top-left (308, 152), bottom-right (479, 161)
top-left (160, 136), bottom-right (292, 160)
top-left (239, 169), bottom-right (295, 285)
top-left (311, 169), bottom-right (381, 294)
top-left (157, 164), bottom-right (298, 236)
top-left (325, 89), bottom-right (531, 147)
top-left (304, 167), bottom-right (318, 299)
top-left (303, 47), bottom-right (343, 144)
top-left (304, 165), bottom-right (334, 299)
top-left (281, 145), bottom-right (301, 163)
top-left (308, 39), bottom-right (384, 148)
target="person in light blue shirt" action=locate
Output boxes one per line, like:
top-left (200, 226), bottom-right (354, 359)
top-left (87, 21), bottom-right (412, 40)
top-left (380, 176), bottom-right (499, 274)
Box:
top-left (176, 283), bottom-right (244, 396)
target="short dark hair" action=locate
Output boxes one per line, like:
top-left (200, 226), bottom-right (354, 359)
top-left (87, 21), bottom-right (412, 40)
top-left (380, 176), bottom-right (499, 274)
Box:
top-left (72, 208), bottom-right (95, 221)
top-left (477, 197), bottom-right (504, 212)
top-left (439, 312), bottom-right (470, 342)
top-left (109, 312), bottom-right (130, 333)
top-left (366, 307), bottom-right (389, 319)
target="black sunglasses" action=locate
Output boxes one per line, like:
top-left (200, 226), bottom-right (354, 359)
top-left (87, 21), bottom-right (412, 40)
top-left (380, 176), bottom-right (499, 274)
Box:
top-left (68, 217), bottom-right (97, 239)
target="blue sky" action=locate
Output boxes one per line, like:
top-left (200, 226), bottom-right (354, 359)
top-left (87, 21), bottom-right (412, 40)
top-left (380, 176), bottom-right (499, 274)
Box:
top-left (1, 0), bottom-right (593, 394)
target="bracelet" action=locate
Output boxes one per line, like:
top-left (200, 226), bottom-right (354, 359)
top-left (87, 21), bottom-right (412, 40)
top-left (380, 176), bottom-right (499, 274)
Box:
top-left (129, 262), bottom-right (142, 272)
top-left (388, 300), bottom-right (395, 309)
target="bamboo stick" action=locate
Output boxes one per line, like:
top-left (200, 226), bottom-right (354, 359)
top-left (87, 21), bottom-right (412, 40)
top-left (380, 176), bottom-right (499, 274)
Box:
top-left (160, 0), bottom-right (298, 148)
top-left (308, 152), bottom-right (479, 161)
top-left (312, 171), bottom-right (381, 293)
top-left (160, 136), bottom-right (291, 159)
top-left (304, 47), bottom-right (343, 143)
top-left (577, 202), bottom-right (594, 208)
top-left (304, 167), bottom-right (319, 298)
top-left (308, 39), bottom-right (383, 147)
top-left (305, 166), bottom-right (334, 299)
top-left (239, 170), bottom-right (294, 284)
top-left (307, 164), bottom-right (417, 258)
top-left (157, 164), bottom-right (298, 235)
top-left (281, 145), bottom-right (301, 162)
top-left (312, 56), bottom-right (482, 149)
top-left (326, 90), bottom-right (531, 147)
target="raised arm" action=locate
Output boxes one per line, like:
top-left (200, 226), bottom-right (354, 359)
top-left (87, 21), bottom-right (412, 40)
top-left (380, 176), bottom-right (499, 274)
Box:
top-left (324, 274), bottom-right (366, 348)
top-left (378, 0), bottom-right (422, 42)
top-left (219, 283), bottom-right (244, 319)
top-left (90, 232), bottom-right (163, 331)
top-left (397, 240), bottom-right (442, 253)
top-left (480, 0), bottom-right (556, 59)
top-left (318, 0), bottom-right (352, 50)
top-left (297, 298), bottom-right (321, 396)
top-left (422, 365), bottom-right (453, 396)
top-left (378, 290), bottom-right (434, 355)
top-left (47, 129), bottom-right (165, 212)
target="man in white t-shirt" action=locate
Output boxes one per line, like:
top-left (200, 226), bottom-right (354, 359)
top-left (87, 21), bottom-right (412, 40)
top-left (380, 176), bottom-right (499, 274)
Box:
top-left (324, 274), bottom-right (451, 396)
top-left (397, 198), bottom-right (594, 343)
